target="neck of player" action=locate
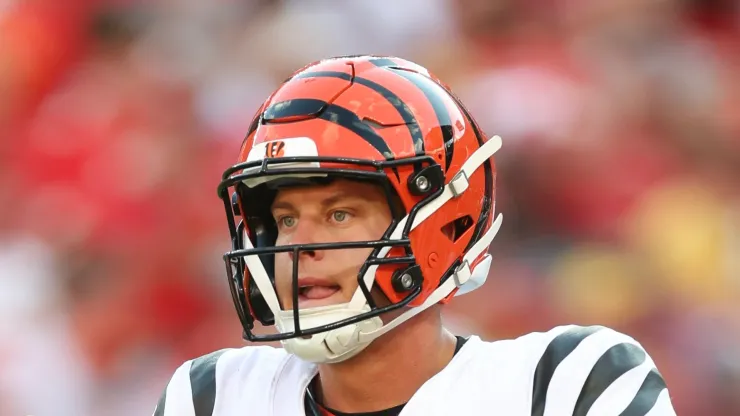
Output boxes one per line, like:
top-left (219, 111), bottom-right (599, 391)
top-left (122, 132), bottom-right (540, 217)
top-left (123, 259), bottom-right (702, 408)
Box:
top-left (313, 306), bottom-right (458, 413)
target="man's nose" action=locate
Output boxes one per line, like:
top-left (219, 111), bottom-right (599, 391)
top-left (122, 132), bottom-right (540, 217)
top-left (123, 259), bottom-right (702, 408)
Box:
top-left (286, 220), bottom-right (325, 262)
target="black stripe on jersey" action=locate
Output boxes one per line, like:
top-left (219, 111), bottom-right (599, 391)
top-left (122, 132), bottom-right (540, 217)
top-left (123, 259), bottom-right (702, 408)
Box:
top-left (293, 70), bottom-right (425, 156)
top-left (369, 58), bottom-right (454, 170)
top-left (153, 386), bottom-right (166, 416)
top-left (262, 98), bottom-right (394, 159)
top-left (531, 325), bottom-right (604, 416)
top-left (619, 368), bottom-right (668, 416)
top-left (573, 343), bottom-right (647, 416)
top-left (190, 349), bottom-right (229, 416)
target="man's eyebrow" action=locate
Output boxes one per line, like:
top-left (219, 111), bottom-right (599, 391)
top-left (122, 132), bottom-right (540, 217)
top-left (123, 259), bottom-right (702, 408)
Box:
top-left (270, 192), bottom-right (368, 212)
top-left (270, 200), bottom-right (295, 212)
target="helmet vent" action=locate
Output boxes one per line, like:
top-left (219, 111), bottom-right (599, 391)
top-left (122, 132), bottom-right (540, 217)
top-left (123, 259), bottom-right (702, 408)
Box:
top-left (441, 215), bottom-right (474, 242)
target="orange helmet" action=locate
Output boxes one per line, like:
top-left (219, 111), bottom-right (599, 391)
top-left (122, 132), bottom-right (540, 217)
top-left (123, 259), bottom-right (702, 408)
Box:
top-left (217, 55), bottom-right (503, 363)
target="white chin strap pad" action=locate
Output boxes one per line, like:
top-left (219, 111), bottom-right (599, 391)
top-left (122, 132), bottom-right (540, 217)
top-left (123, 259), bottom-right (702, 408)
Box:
top-left (256, 136), bottom-right (503, 364)
top-left (277, 304), bottom-right (383, 363)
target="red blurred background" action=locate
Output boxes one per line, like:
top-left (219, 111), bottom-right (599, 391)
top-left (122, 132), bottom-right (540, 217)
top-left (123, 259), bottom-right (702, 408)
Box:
top-left (1, 0), bottom-right (738, 414)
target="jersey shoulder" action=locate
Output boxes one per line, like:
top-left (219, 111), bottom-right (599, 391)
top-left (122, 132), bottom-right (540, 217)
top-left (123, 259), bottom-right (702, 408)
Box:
top-left (516, 324), bottom-right (675, 416)
top-left (153, 345), bottom-right (292, 416)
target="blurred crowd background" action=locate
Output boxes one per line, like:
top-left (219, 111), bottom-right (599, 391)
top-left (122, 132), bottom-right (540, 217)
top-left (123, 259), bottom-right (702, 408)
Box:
top-left (1, 0), bottom-right (739, 414)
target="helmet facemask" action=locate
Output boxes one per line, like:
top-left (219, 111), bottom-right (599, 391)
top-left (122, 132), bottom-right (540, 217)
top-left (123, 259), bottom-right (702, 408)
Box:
top-left (219, 154), bottom-right (445, 362)
top-left (218, 134), bottom-right (503, 364)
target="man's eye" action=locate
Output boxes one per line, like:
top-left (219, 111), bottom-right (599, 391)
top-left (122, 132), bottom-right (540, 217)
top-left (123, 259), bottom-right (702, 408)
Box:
top-left (332, 210), bottom-right (349, 223)
top-left (279, 216), bottom-right (296, 228)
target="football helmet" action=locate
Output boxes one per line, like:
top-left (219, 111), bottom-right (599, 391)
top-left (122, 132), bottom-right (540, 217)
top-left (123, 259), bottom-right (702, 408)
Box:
top-left (217, 55), bottom-right (503, 363)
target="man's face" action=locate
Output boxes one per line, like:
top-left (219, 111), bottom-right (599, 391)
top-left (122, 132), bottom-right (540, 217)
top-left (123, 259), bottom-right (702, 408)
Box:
top-left (271, 179), bottom-right (393, 310)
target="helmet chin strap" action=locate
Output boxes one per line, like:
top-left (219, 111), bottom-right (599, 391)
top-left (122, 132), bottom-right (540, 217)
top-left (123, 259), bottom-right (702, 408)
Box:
top-left (277, 304), bottom-right (383, 364)
top-left (274, 136), bottom-right (503, 364)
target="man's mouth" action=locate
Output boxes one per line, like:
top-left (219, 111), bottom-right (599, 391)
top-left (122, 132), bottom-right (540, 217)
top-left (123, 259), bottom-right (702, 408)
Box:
top-left (298, 284), bottom-right (341, 300)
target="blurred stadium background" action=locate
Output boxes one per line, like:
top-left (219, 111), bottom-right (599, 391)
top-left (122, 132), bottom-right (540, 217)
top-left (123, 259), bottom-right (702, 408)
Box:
top-left (1, 0), bottom-right (739, 414)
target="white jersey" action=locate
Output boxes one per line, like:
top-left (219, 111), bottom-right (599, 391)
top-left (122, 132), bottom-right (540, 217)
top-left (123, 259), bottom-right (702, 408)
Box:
top-left (153, 325), bottom-right (676, 416)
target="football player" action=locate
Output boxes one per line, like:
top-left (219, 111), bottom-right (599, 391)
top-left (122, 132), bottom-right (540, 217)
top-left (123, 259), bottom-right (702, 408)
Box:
top-left (154, 55), bottom-right (676, 415)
